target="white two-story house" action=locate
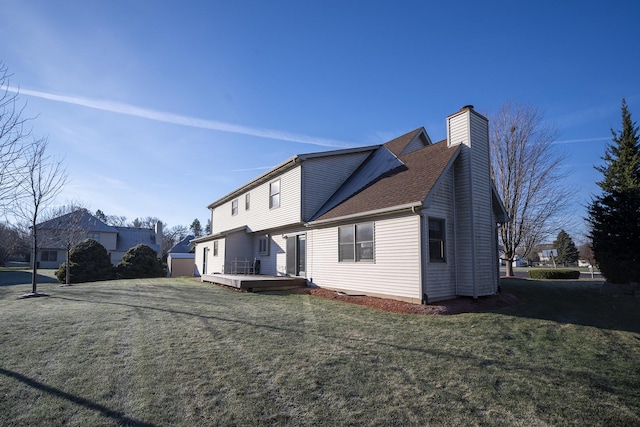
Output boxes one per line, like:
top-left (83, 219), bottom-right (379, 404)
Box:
top-left (193, 106), bottom-right (508, 303)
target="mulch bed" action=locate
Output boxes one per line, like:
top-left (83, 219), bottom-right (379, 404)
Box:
top-left (299, 286), bottom-right (521, 315)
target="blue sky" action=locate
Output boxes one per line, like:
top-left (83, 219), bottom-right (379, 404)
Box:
top-left (1, 0), bottom-right (638, 240)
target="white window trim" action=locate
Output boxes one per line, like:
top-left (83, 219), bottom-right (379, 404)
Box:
top-left (338, 222), bottom-right (375, 263)
top-left (258, 235), bottom-right (269, 256)
top-left (428, 217), bottom-right (446, 263)
top-left (269, 180), bottom-right (281, 209)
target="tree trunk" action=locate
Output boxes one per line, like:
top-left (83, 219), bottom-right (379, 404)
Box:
top-left (31, 241), bottom-right (37, 294)
top-left (504, 258), bottom-right (514, 277)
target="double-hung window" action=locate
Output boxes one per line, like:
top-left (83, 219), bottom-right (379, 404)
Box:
top-left (258, 235), bottom-right (269, 256)
top-left (41, 251), bottom-right (57, 262)
top-left (338, 222), bottom-right (374, 262)
top-left (269, 180), bottom-right (280, 209)
top-left (213, 240), bottom-right (219, 257)
top-left (245, 193), bottom-right (250, 210)
top-left (428, 218), bottom-right (446, 262)
top-left (231, 199), bottom-right (238, 216)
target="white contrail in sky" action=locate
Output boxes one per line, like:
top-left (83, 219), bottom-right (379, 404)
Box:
top-left (553, 137), bottom-right (610, 144)
top-left (3, 86), bottom-right (356, 148)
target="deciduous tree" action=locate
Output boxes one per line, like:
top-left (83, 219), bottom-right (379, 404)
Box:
top-left (12, 137), bottom-right (67, 297)
top-left (490, 102), bottom-right (572, 276)
top-left (0, 62), bottom-right (30, 214)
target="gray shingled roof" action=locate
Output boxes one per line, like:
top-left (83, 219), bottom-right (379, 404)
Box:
top-left (114, 227), bottom-right (160, 253)
top-left (312, 131), bottom-right (460, 221)
top-left (36, 209), bottom-right (117, 233)
top-left (168, 235), bottom-right (195, 253)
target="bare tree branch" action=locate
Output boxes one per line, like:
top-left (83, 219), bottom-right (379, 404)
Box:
top-left (12, 137), bottom-right (68, 295)
top-left (490, 102), bottom-right (573, 275)
top-left (0, 62), bottom-right (32, 214)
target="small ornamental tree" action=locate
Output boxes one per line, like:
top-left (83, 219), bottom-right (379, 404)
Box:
top-left (552, 230), bottom-right (579, 266)
top-left (55, 238), bottom-right (115, 283)
top-left (116, 244), bottom-right (164, 279)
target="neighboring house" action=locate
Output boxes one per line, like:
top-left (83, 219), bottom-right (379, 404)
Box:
top-left (535, 244), bottom-right (557, 265)
top-left (35, 209), bottom-right (162, 269)
top-left (167, 235), bottom-right (196, 277)
top-left (193, 106), bottom-right (509, 303)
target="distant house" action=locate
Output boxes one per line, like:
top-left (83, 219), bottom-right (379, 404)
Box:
top-left (166, 235), bottom-right (196, 277)
top-left (193, 106), bottom-right (508, 303)
top-left (35, 209), bottom-right (162, 269)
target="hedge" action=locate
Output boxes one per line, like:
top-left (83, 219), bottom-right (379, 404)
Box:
top-left (528, 269), bottom-right (581, 280)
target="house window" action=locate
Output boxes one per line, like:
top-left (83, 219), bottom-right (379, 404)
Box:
top-left (339, 222), bottom-right (374, 262)
top-left (231, 199), bottom-right (238, 216)
top-left (213, 241), bottom-right (219, 256)
top-left (41, 251), bottom-right (57, 262)
top-left (428, 218), bottom-right (446, 262)
top-left (202, 247), bottom-right (208, 275)
top-left (258, 235), bottom-right (269, 256)
top-left (87, 233), bottom-right (100, 242)
top-left (269, 180), bottom-right (280, 209)
top-left (245, 193), bottom-right (250, 210)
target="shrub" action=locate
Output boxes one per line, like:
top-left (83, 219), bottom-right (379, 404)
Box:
top-left (55, 239), bottom-right (115, 283)
top-left (528, 269), bottom-right (581, 280)
top-left (116, 244), bottom-right (164, 279)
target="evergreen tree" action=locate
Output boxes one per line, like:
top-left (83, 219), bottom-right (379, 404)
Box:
top-left (116, 244), bottom-right (164, 279)
top-left (55, 238), bottom-right (115, 283)
top-left (553, 230), bottom-right (579, 266)
top-left (587, 99), bottom-right (640, 284)
top-left (190, 218), bottom-right (203, 238)
top-left (95, 209), bottom-right (108, 223)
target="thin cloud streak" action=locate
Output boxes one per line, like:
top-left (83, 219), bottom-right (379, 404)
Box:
top-left (553, 137), bottom-right (610, 144)
top-left (3, 86), bottom-right (357, 148)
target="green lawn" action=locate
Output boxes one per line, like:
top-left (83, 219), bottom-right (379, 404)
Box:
top-left (1, 271), bottom-right (639, 426)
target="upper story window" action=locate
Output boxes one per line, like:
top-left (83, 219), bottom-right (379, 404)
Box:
top-left (269, 180), bottom-right (280, 209)
top-left (245, 193), bottom-right (250, 210)
top-left (87, 233), bottom-right (100, 242)
top-left (428, 218), bottom-right (446, 262)
top-left (231, 199), bottom-right (238, 216)
top-left (339, 222), bottom-right (374, 262)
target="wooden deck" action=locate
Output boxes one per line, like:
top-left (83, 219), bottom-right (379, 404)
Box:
top-left (201, 274), bottom-right (307, 292)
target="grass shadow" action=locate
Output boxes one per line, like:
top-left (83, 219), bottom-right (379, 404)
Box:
top-left (499, 278), bottom-right (640, 333)
top-left (0, 367), bottom-right (155, 426)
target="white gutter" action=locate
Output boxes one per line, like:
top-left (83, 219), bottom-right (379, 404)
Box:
top-left (305, 202), bottom-right (423, 227)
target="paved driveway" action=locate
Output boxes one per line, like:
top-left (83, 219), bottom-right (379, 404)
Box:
top-left (0, 269), bottom-right (59, 287)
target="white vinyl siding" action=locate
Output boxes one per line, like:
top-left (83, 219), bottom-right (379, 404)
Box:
top-left (447, 108), bottom-right (498, 297)
top-left (422, 168), bottom-right (457, 300)
top-left (195, 238), bottom-right (225, 276)
top-left (301, 152), bottom-right (371, 220)
top-left (308, 215), bottom-right (421, 301)
top-left (212, 166), bottom-right (302, 234)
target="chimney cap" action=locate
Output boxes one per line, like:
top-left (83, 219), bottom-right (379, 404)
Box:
top-left (461, 105), bottom-right (474, 111)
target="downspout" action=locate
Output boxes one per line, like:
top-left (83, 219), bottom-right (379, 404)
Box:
top-left (467, 146), bottom-right (478, 299)
top-left (412, 205), bottom-right (427, 304)
top-left (452, 168), bottom-right (459, 296)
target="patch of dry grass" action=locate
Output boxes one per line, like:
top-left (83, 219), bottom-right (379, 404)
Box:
top-left (0, 273), bottom-right (639, 426)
